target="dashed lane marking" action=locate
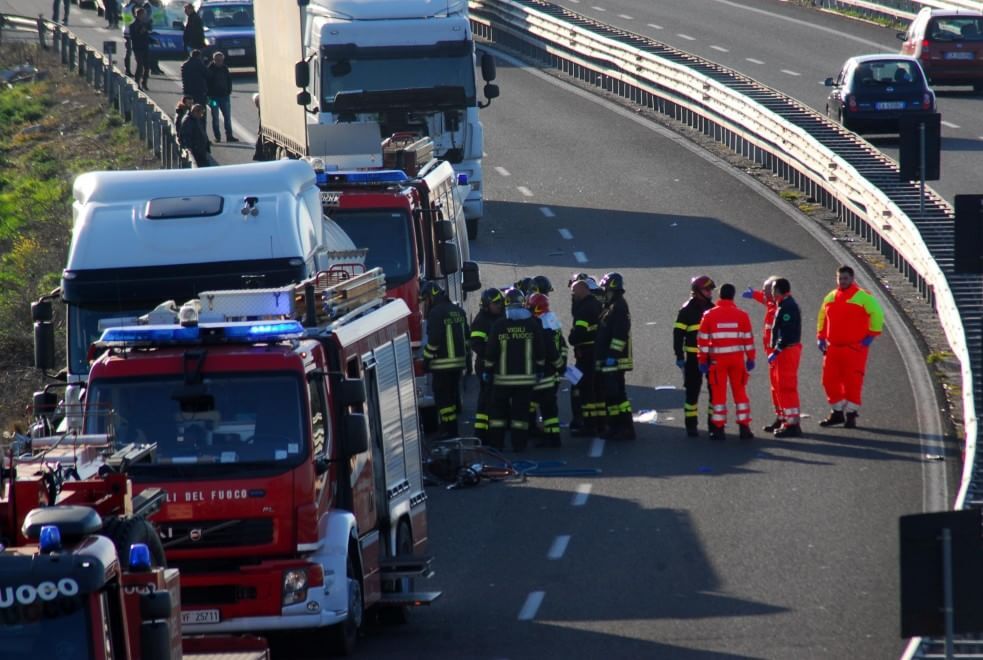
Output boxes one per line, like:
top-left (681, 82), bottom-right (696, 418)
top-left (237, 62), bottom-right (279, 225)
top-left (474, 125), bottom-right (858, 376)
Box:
top-left (518, 591), bottom-right (545, 621)
top-left (617, 14), bottom-right (634, 20)
top-left (647, 23), bottom-right (663, 30)
top-left (547, 535), bottom-right (572, 560)
top-left (746, 58), bottom-right (764, 64)
top-left (517, 186), bottom-right (534, 197)
top-left (780, 69), bottom-right (801, 77)
top-left (574, 251), bottom-right (588, 263)
top-left (558, 228), bottom-right (573, 240)
top-left (572, 483), bottom-right (592, 506)
top-left (495, 166), bottom-right (511, 177)
top-left (539, 206), bottom-right (556, 218)
top-left (677, 33), bottom-right (696, 40)
top-left (588, 437), bottom-right (605, 458)
top-left (710, 45), bottom-right (729, 53)
top-left (591, 6), bottom-right (606, 11)
top-left (941, 120), bottom-right (960, 129)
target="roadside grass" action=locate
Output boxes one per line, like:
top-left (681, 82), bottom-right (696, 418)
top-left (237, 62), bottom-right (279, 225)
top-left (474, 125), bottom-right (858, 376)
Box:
top-left (0, 42), bottom-right (158, 432)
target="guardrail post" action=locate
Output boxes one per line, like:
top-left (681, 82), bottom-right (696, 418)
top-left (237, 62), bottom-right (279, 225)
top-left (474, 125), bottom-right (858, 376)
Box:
top-left (151, 110), bottom-right (162, 157)
top-left (77, 44), bottom-right (85, 77)
top-left (35, 15), bottom-right (47, 49)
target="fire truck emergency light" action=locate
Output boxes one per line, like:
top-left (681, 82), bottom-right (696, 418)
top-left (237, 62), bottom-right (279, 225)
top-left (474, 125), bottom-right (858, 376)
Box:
top-left (98, 321), bottom-right (305, 346)
top-left (129, 543), bottom-right (152, 571)
top-left (323, 170), bottom-right (408, 185)
top-left (222, 321), bottom-right (304, 339)
top-left (39, 525), bottom-right (62, 554)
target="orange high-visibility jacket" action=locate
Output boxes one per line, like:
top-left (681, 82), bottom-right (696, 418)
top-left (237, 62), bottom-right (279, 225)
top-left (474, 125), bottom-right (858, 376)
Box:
top-left (697, 300), bottom-right (755, 364)
top-left (751, 290), bottom-right (777, 349)
top-left (816, 283), bottom-right (884, 346)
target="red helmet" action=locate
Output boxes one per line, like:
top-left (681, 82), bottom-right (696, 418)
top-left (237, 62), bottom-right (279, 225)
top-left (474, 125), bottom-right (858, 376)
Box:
top-left (690, 275), bottom-right (715, 293)
top-left (527, 292), bottom-right (550, 316)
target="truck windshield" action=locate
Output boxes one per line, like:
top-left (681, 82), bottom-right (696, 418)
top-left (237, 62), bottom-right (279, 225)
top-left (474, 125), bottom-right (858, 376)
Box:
top-left (0, 597), bottom-right (92, 658)
top-left (84, 373), bottom-right (308, 469)
top-left (329, 209), bottom-right (416, 287)
top-left (321, 42), bottom-right (476, 111)
top-left (68, 304), bottom-right (156, 375)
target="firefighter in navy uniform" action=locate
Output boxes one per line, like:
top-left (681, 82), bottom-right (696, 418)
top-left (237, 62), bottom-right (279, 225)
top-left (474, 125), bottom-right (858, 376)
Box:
top-left (673, 275), bottom-right (715, 437)
top-left (596, 272), bottom-right (634, 440)
top-left (484, 289), bottom-right (546, 452)
top-left (528, 292), bottom-right (567, 447)
top-left (469, 288), bottom-right (504, 442)
top-left (568, 274), bottom-right (602, 435)
top-left (421, 280), bottom-right (469, 439)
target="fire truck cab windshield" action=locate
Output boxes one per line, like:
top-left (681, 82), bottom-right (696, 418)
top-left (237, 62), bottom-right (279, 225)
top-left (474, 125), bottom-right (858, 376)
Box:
top-left (0, 595), bottom-right (91, 658)
top-left (329, 209), bottom-right (415, 287)
top-left (85, 374), bottom-right (307, 469)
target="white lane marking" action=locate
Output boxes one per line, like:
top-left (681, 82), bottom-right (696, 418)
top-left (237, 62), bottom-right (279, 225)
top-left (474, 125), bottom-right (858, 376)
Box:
top-left (495, 166), bottom-right (511, 177)
top-left (618, 13), bottom-right (634, 20)
top-left (572, 483), bottom-right (592, 506)
top-left (780, 69), bottom-right (801, 77)
top-left (677, 33), bottom-right (696, 41)
top-left (647, 23), bottom-right (663, 30)
top-left (518, 591), bottom-right (545, 621)
top-left (517, 186), bottom-right (534, 197)
top-left (746, 58), bottom-right (764, 65)
top-left (941, 120), bottom-right (960, 129)
top-left (709, 0), bottom-right (885, 49)
top-left (547, 535), bottom-right (572, 560)
top-left (574, 251), bottom-right (588, 263)
top-left (591, 6), bottom-right (606, 11)
top-left (558, 228), bottom-right (574, 240)
top-left (710, 45), bottom-right (729, 53)
top-left (588, 437), bottom-right (605, 457)
top-left (539, 206), bottom-right (556, 218)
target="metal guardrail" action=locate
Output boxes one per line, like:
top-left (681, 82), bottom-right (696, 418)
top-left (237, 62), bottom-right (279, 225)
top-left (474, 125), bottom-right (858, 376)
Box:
top-left (817, 0), bottom-right (983, 23)
top-left (468, 0), bottom-right (983, 656)
top-left (0, 13), bottom-right (192, 168)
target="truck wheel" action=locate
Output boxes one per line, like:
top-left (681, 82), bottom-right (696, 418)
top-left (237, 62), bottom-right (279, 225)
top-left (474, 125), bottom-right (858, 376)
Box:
top-left (466, 217), bottom-right (479, 241)
top-left (101, 516), bottom-right (167, 570)
top-left (329, 552), bottom-right (363, 656)
top-left (380, 521), bottom-right (413, 625)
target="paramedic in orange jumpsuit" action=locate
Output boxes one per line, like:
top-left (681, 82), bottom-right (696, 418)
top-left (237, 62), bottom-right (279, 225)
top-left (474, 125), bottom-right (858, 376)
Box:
top-left (697, 283), bottom-right (756, 441)
top-left (742, 276), bottom-right (781, 432)
top-left (816, 265), bottom-right (884, 429)
top-left (768, 278), bottom-right (803, 438)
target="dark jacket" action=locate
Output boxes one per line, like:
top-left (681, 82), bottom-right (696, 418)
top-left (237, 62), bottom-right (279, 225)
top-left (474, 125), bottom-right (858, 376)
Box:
top-left (130, 16), bottom-right (152, 51)
top-left (183, 10), bottom-right (205, 50)
top-left (181, 56), bottom-right (209, 103)
top-left (771, 295), bottom-right (802, 351)
top-left (423, 299), bottom-right (469, 372)
top-left (206, 62), bottom-right (232, 98)
top-left (179, 114), bottom-right (209, 164)
top-left (596, 294), bottom-right (632, 372)
top-left (534, 316), bottom-right (567, 390)
top-left (673, 295), bottom-right (713, 361)
top-left (469, 308), bottom-right (501, 375)
top-left (484, 314), bottom-right (546, 387)
top-left (568, 294), bottom-right (601, 348)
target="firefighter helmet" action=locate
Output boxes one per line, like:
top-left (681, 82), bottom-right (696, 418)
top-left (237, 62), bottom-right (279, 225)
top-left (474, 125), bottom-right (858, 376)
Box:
top-left (527, 292), bottom-right (550, 316)
top-left (531, 275), bottom-right (553, 294)
top-left (690, 275), bottom-right (715, 293)
top-left (419, 280), bottom-right (446, 302)
top-left (599, 272), bottom-right (625, 292)
top-left (585, 276), bottom-right (600, 291)
top-left (480, 287), bottom-right (504, 309)
top-left (568, 272), bottom-right (590, 287)
top-left (503, 287), bottom-right (526, 308)
top-left (513, 277), bottom-right (533, 295)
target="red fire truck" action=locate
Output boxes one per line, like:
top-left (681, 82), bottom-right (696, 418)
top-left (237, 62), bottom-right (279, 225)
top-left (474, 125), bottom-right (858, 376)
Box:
top-left (0, 433), bottom-right (269, 659)
top-left (80, 268), bottom-right (439, 655)
top-left (314, 150), bottom-right (481, 425)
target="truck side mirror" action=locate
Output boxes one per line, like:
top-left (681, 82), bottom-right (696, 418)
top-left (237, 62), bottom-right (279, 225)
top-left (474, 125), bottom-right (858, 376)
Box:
top-left (140, 591), bottom-right (172, 621)
top-left (294, 60), bottom-right (310, 88)
top-left (338, 378), bottom-right (366, 406)
top-left (32, 301), bottom-right (55, 371)
top-left (896, 32), bottom-right (907, 41)
top-left (483, 83), bottom-right (500, 101)
top-left (435, 219), bottom-right (454, 242)
top-left (343, 413), bottom-right (369, 456)
top-left (481, 52), bottom-right (496, 81)
top-left (462, 261), bottom-right (481, 293)
top-left (438, 242), bottom-right (460, 275)
top-left (297, 90), bottom-right (312, 106)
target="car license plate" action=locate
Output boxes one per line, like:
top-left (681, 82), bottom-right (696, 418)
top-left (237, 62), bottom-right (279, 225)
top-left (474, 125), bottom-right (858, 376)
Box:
top-left (944, 51), bottom-right (974, 60)
top-left (875, 101), bottom-right (905, 110)
top-left (182, 609), bottom-right (220, 625)
top-left (228, 48), bottom-right (246, 56)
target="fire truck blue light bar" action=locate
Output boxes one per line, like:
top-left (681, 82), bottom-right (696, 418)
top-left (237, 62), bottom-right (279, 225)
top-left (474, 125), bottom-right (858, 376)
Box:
top-left (324, 170), bottom-right (408, 185)
top-left (99, 325), bottom-right (200, 344)
top-left (221, 321), bottom-right (305, 340)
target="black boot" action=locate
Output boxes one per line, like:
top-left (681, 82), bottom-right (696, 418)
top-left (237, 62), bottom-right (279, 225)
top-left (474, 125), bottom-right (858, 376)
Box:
top-left (763, 417), bottom-right (782, 433)
top-left (819, 410), bottom-right (845, 427)
top-left (709, 425), bottom-right (725, 442)
top-left (685, 418), bottom-right (699, 438)
top-left (738, 424), bottom-right (754, 441)
top-left (844, 412), bottom-right (858, 429)
top-left (774, 423), bottom-right (802, 438)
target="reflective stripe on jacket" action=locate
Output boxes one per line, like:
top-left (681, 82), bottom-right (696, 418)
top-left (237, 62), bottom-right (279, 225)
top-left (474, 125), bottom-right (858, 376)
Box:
top-left (673, 296), bottom-right (713, 359)
top-left (697, 299), bottom-right (755, 363)
top-left (596, 294), bottom-right (632, 372)
top-left (423, 300), bottom-right (469, 370)
top-left (816, 283), bottom-right (884, 346)
top-left (484, 316), bottom-right (546, 386)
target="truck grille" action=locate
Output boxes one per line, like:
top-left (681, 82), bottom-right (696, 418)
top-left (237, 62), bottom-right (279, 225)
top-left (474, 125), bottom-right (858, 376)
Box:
top-left (161, 518), bottom-right (274, 549)
top-left (182, 584), bottom-right (257, 605)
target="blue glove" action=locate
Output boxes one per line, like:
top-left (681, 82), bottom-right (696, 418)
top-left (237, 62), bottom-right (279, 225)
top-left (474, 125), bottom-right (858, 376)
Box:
top-left (675, 358), bottom-right (685, 369)
top-left (481, 372), bottom-right (491, 384)
top-left (860, 335), bottom-right (875, 347)
top-left (767, 351), bottom-right (780, 365)
top-left (746, 359), bottom-right (755, 372)
top-left (741, 286), bottom-right (755, 299)
top-left (604, 357), bottom-right (616, 367)
top-left (698, 363), bottom-right (709, 375)
top-left (817, 339), bottom-right (827, 354)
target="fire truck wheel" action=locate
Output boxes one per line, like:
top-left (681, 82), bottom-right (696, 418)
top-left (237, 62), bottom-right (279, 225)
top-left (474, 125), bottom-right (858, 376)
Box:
top-left (101, 516), bottom-right (167, 570)
top-left (379, 521), bottom-right (413, 625)
top-left (329, 551), bottom-right (363, 656)
top-left (466, 217), bottom-right (479, 241)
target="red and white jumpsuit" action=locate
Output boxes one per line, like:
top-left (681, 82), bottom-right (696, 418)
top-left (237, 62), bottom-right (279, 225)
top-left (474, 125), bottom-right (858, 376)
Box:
top-left (697, 300), bottom-right (755, 429)
top-left (816, 283), bottom-right (884, 413)
top-left (751, 290), bottom-right (781, 424)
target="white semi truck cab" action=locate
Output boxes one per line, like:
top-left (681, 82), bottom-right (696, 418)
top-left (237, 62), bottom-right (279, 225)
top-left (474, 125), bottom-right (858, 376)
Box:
top-left (254, 0), bottom-right (499, 240)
